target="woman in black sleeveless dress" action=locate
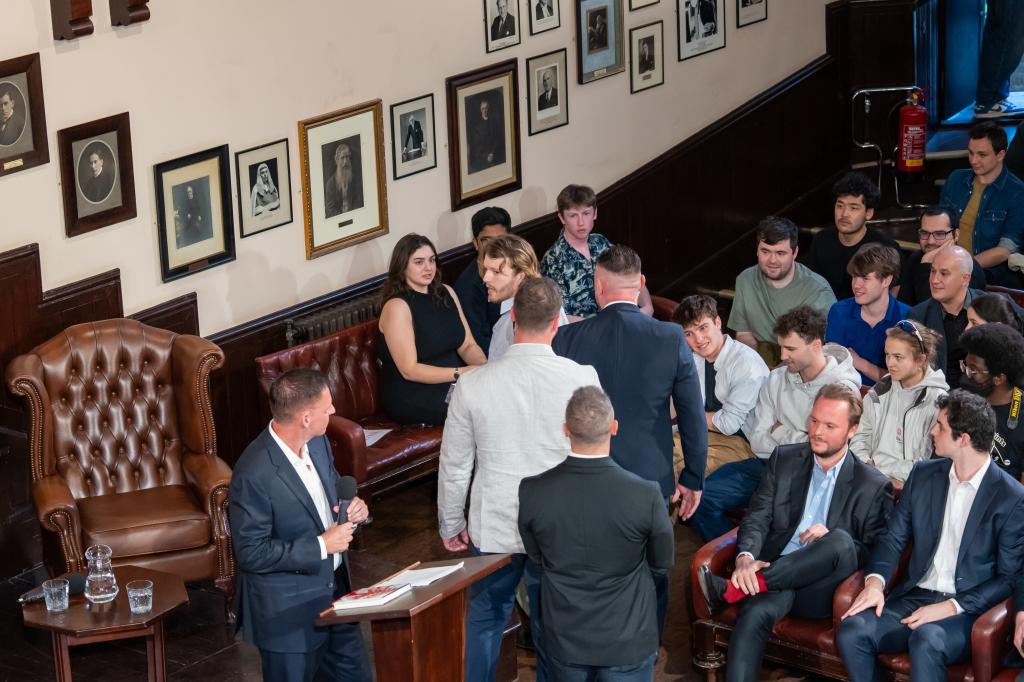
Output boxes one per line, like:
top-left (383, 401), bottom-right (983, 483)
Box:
top-left (377, 234), bottom-right (486, 425)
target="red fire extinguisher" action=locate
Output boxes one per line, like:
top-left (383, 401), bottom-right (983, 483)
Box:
top-left (897, 91), bottom-right (927, 182)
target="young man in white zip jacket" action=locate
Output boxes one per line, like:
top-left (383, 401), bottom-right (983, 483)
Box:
top-left (688, 305), bottom-right (861, 542)
top-left (851, 321), bottom-right (947, 483)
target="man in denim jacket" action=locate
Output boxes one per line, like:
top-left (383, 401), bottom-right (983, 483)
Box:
top-left (939, 122), bottom-right (1024, 289)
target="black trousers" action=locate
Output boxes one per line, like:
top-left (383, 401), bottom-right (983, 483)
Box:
top-left (726, 529), bottom-right (858, 682)
top-left (259, 622), bottom-right (372, 682)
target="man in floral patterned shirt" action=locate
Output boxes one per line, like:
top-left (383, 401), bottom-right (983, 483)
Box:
top-left (540, 184), bottom-right (653, 318)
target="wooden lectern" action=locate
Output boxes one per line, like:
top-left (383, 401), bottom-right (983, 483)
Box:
top-left (317, 554), bottom-right (511, 681)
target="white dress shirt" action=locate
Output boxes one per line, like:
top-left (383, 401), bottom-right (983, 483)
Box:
top-left (488, 297), bottom-right (569, 361)
top-left (268, 423), bottom-right (340, 570)
top-left (693, 335), bottom-right (769, 436)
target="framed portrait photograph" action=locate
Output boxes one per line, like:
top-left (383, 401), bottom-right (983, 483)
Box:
top-left (630, 22), bottom-right (664, 93)
top-left (234, 138), bottom-right (292, 238)
top-left (0, 52), bottom-right (49, 178)
top-left (575, 0), bottom-right (625, 84)
top-left (677, 0), bottom-right (726, 61)
top-left (298, 99), bottom-right (389, 259)
top-left (154, 144), bottom-right (235, 282)
top-left (57, 112), bottom-right (137, 238)
top-left (630, 0), bottom-right (659, 9)
top-left (390, 94), bottom-right (437, 181)
top-left (526, 49), bottom-right (569, 135)
top-left (484, 0), bottom-right (521, 53)
top-left (445, 59), bottom-right (522, 211)
top-left (736, 0), bottom-right (766, 27)
top-left (529, 0), bottom-right (561, 35)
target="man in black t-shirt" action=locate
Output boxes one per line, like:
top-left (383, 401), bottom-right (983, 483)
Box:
top-left (897, 205), bottom-right (987, 306)
top-left (960, 323), bottom-right (1024, 481)
top-left (805, 172), bottom-right (901, 301)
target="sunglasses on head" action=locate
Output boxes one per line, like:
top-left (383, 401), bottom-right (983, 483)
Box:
top-left (895, 319), bottom-right (925, 353)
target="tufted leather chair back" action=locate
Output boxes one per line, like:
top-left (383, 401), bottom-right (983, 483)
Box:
top-left (25, 320), bottom-right (193, 500)
top-left (256, 319), bottom-right (380, 421)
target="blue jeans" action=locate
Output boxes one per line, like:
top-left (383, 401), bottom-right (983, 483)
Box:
top-left (837, 587), bottom-right (974, 682)
top-left (466, 548), bottom-right (546, 682)
top-left (548, 652), bottom-right (657, 682)
top-left (686, 458), bottom-right (766, 542)
top-left (977, 0), bottom-right (1024, 107)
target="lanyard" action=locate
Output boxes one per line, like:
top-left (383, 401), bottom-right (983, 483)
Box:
top-left (1008, 387), bottom-right (1021, 431)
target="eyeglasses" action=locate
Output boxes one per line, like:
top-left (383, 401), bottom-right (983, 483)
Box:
top-left (918, 229), bottom-right (954, 242)
top-left (959, 359), bottom-right (990, 379)
top-left (895, 319), bottom-right (925, 353)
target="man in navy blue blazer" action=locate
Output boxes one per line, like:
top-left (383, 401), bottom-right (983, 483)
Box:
top-left (837, 389), bottom-right (1024, 682)
top-left (230, 368), bottom-right (373, 682)
top-left (552, 244), bottom-right (707, 635)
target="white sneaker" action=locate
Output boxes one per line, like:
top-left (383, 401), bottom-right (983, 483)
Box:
top-left (974, 100), bottom-right (1023, 118)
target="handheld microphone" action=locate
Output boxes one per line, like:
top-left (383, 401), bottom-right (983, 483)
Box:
top-left (335, 476), bottom-right (359, 529)
top-left (18, 573), bottom-right (87, 604)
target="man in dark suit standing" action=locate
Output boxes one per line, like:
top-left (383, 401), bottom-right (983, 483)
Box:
top-left (696, 384), bottom-right (893, 682)
top-left (230, 368), bottom-right (373, 682)
top-left (553, 244), bottom-right (707, 636)
top-left (491, 0), bottom-right (515, 40)
top-left (838, 389), bottom-right (1024, 682)
top-left (519, 386), bottom-right (674, 679)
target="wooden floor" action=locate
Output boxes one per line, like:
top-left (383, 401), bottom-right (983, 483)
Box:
top-left (0, 475), bottom-right (822, 681)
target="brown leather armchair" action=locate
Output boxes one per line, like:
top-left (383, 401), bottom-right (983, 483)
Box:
top-left (6, 319), bottom-right (234, 610)
top-left (691, 529), bottom-right (1011, 681)
top-left (255, 318), bottom-right (442, 498)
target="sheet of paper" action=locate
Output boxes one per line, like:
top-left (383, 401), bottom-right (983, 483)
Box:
top-left (376, 562), bottom-right (464, 588)
top-left (363, 428), bottom-right (391, 448)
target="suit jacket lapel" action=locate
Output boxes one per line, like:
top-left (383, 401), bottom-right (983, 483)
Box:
top-left (956, 463), bottom-right (998, 575)
top-left (265, 430), bottom-right (328, 534)
top-left (309, 436), bottom-right (337, 514)
top-left (921, 460), bottom-right (952, 567)
top-left (788, 450), bottom-right (813, 529)
top-left (825, 451), bottom-right (856, 528)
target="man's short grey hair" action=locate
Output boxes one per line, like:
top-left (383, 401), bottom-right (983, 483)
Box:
top-left (565, 386), bottom-right (614, 445)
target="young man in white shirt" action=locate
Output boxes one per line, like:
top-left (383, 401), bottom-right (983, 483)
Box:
top-left (673, 294), bottom-right (769, 474)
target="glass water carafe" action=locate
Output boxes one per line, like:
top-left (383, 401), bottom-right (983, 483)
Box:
top-left (84, 544), bottom-right (119, 604)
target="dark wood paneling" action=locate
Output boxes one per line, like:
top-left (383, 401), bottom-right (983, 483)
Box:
top-left (130, 293), bottom-right (200, 336)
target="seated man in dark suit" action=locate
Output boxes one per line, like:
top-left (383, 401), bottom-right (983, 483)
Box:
top-left (453, 206), bottom-right (510, 353)
top-left (552, 244), bottom-right (707, 639)
top-left (519, 386), bottom-right (674, 679)
top-left (838, 390), bottom-right (1024, 682)
top-left (230, 368), bottom-right (373, 682)
top-left (697, 384), bottom-right (893, 682)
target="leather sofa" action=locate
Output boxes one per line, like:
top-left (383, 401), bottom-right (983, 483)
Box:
top-left (254, 318), bottom-right (442, 498)
top-left (691, 529), bottom-right (1013, 681)
top-left (6, 319), bottom-right (234, 609)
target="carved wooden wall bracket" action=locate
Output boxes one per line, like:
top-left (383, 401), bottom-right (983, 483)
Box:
top-left (50, 0), bottom-right (94, 40)
top-left (109, 0), bottom-right (150, 27)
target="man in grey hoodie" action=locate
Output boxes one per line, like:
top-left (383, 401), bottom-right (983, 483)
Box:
top-left (689, 306), bottom-right (861, 542)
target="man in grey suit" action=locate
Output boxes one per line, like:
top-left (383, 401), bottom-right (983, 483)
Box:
top-left (439, 276), bottom-right (601, 682)
top-left (519, 386), bottom-right (674, 680)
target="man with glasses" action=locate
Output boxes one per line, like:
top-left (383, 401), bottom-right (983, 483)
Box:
top-left (897, 206), bottom-right (986, 307)
top-left (960, 323), bottom-right (1024, 482)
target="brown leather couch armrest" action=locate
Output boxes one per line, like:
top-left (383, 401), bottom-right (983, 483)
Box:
top-left (690, 529), bottom-right (738, 620)
top-left (832, 570), bottom-right (865, 631)
top-left (32, 475), bottom-right (84, 571)
top-left (183, 452), bottom-right (232, 515)
top-left (972, 597), bottom-right (1013, 682)
top-left (7, 353), bottom-right (53, 480)
top-left (651, 295), bottom-right (680, 322)
top-left (327, 414), bottom-right (368, 482)
top-left (171, 334), bottom-right (225, 456)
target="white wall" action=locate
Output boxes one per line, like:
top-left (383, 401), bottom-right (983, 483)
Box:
top-left (0, 0), bottom-right (831, 336)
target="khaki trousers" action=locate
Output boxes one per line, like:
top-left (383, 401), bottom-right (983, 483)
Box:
top-left (673, 430), bottom-right (755, 480)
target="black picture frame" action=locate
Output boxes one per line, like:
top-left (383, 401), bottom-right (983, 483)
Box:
top-left (154, 144), bottom-right (236, 282)
top-left (0, 52), bottom-right (49, 178)
top-left (484, 0), bottom-right (522, 53)
top-left (676, 0), bottom-right (726, 62)
top-left (526, 49), bottom-right (570, 135)
top-left (629, 0), bottom-right (659, 9)
top-left (234, 138), bottom-right (293, 238)
top-left (736, 0), bottom-right (766, 28)
top-left (389, 93), bottom-right (438, 181)
top-left (629, 21), bottom-right (664, 93)
top-left (57, 112), bottom-right (137, 238)
top-left (575, 0), bottom-right (626, 84)
top-left (529, 0), bottom-right (561, 34)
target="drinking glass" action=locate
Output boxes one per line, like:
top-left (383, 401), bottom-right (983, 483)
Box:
top-left (126, 579), bottom-right (153, 615)
top-left (42, 578), bottom-right (69, 612)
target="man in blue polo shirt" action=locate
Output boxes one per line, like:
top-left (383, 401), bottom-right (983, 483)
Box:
top-left (939, 121), bottom-right (1024, 288)
top-left (826, 243), bottom-right (909, 386)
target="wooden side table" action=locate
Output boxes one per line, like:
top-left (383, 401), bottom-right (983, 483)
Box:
top-left (21, 565), bottom-right (189, 682)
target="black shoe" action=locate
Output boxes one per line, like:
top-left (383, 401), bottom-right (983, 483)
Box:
top-left (697, 564), bottom-right (728, 616)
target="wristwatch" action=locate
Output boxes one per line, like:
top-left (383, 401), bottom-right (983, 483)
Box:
top-left (453, 368), bottom-right (460, 382)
